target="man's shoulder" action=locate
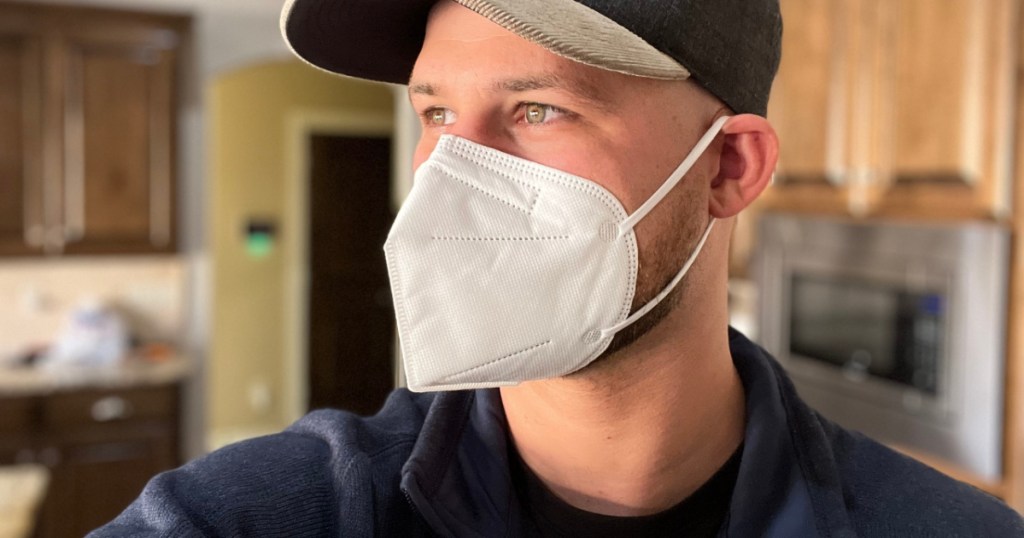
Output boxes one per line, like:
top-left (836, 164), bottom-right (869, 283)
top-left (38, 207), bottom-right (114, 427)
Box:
top-left (821, 416), bottom-right (1024, 536)
top-left (286, 388), bottom-right (435, 455)
top-left (214, 388), bottom-right (434, 477)
top-left (729, 331), bottom-right (1023, 536)
top-left (89, 389), bottom-right (437, 537)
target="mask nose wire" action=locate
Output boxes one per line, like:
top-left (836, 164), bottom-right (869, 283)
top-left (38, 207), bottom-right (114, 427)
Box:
top-left (615, 116), bottom-right (730, 237)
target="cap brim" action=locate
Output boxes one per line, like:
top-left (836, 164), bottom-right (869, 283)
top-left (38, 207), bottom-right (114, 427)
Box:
top-left (280, 0), bottom-right (434, 84)
top-left (281, 0), bottom-right (689, 85)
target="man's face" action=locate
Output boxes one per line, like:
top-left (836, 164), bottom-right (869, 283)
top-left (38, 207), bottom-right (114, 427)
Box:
top-left (408, 1), bottom-right (723, 355)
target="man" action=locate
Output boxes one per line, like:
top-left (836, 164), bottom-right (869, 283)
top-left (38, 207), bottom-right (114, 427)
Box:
top-left (93, 0), bottom-right (1023, 536)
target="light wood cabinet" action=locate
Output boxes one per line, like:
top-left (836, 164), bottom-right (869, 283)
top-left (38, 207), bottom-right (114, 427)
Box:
top-left (738, 0), bottom-right (1024, 512)
top-left (0, 3), bottom-right (187, 256)
top-left (760, 0), bottom-right (1016, 219)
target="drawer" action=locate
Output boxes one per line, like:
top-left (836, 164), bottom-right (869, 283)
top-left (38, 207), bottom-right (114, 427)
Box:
top-left (43, 385), bottom-right (177, 429)
top-left (0, 397), bottom-right (39, 435)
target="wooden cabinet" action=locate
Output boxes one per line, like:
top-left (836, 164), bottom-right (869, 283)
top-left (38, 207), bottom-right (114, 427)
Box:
top-left (0, 3), bottom-right (187, 255)
top-left (737, 0), bottom-right (1024, 511)
top-left (0, 32), bottom-right (44, 256)
top-left (759, 0), bottom-right (1017, 219)
top-left (0, 384), bottom-right (180, 538)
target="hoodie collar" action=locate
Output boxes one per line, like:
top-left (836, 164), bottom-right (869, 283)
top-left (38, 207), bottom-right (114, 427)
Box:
top-left (401, 389), bottom-right (523, 537)
top-left (402, 329), bottom-right (854, 537)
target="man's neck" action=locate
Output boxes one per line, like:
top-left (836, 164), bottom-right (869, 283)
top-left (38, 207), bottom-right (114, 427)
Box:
top-left (499, 307), bottom-right (745, 517)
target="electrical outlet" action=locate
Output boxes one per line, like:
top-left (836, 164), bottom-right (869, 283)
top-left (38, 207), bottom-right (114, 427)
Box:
top-left (248, 381), bottom-right (272, 415)
top-left (18, 286), bottom-right (48, 315)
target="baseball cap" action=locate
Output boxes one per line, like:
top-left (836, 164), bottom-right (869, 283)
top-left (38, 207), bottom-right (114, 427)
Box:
top-left (280, 0), bottom-right (782, 116)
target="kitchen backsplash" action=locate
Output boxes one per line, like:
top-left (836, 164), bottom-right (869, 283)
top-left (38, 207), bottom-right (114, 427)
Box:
top-left (0, 257), bottom-right (186, 362)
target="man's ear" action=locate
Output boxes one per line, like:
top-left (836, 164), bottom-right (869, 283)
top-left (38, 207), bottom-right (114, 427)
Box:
top-left (708, 114), bottom-right (779, 218)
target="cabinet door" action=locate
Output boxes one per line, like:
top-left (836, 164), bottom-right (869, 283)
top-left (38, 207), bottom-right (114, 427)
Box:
top-left (35, 431), bottom-right (176, 538)
top-left (0, 32), bottom-right (45, 255)
top-left (867, 0), bottom-right (1016, 218)
top-left (35, 385), bottom-right (180, 537)
top-left (58, 31), bottom-right (177, 254)
top-left (0, 396), bottom-right (39, 465)
top-left (759, 0), bottom-right (1016, 219)
top-left (760, 0), bottom-right (859, 214)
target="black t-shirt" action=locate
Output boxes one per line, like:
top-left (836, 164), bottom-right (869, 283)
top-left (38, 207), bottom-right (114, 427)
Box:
top-left (510, 444), bottom-right (742, 537)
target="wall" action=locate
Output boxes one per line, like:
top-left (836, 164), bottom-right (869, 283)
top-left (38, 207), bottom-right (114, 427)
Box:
top-left (0, 258), bottom-right (186, 363)
top-left (9, 0), bottom-right (416, 455)
top-left (9, 0), bottom-right (297, 458)
top-left (208, 60), bottom-right (394, 445)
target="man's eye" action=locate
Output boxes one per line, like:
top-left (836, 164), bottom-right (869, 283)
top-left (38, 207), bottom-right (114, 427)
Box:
top-left (424, 108), bottom-right (455, 126)
top-left (522, 103), bottom-right (564, 125)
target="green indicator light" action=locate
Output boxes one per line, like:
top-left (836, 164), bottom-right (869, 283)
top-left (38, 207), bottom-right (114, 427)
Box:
top-left (246, 233), bottom-right (274, 258)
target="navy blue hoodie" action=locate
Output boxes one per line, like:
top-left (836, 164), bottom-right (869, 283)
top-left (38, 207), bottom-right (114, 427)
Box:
top-left (90, 330), bottom-right (1023, 537)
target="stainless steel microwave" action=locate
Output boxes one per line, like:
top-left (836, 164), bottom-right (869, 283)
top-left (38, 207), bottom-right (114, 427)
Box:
top-left (755, 214), bottom-right (1009, 480)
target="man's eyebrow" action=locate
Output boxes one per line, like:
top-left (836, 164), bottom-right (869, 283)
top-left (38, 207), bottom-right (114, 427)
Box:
top-left (408, 82), bottom-right (437, 97)
top-left (408, 74), bottom-right (614, 111)
top-left (497, 74), bottom-right (613, 111)
top-left (497, 75), bottom-right (560, 93)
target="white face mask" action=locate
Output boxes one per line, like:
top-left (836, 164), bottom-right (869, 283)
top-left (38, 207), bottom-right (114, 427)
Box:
top-left (385, 116), bottom-right (728, 392)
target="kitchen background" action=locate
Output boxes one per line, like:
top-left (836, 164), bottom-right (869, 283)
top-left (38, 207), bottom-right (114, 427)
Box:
top-left (1, 0), bottom-right (1023, 536)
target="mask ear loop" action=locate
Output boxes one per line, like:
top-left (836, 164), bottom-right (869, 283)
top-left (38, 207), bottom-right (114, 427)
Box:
top-left (600, 116), bottom-right (730, 339)
top-left (600, 219), bottom-right (714, 338)
top-left (615, 116), bottom-right (730, 236)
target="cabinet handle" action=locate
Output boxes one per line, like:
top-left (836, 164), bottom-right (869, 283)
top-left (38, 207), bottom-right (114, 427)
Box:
top-left (38, 447), bottom-right (61, 468)
top-left (64, 49), bottom-right (86, 244)
top-left (847, 168), bottom-right (872, 217)
top-left (15, 449), bottom-right (35, 464)
top-left (149, 51), bottom-right (172, 249)
top-left (24, 225), bottom-right (45, 248)
top-left (44, 227), bottom-right (65, 254)
top-left (63, 130), bottom-right (86, 244)
top-left (23, 39), bottom-right (46, 251)
top-left (91, 396), bottom-right (134, 422)
top-left (825, 1), bottom-right (852, 188)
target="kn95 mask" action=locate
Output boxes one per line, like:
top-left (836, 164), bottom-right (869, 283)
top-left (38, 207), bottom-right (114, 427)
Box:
top-left (384, 116), bottom-right (728, 392)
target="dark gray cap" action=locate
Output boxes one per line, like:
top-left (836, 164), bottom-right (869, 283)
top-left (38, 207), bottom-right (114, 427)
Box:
top-left (281, 0), bottom-right (782, 116)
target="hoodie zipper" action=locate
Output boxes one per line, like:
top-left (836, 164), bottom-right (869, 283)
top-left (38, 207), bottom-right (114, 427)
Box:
top-left (404, 490), bottom-right (447, 538)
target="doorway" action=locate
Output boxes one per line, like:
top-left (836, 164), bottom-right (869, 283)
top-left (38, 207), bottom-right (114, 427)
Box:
top-left (306, 134), bottom-right (395, 415)
top-left (282, 108), bottom-right (396, 424)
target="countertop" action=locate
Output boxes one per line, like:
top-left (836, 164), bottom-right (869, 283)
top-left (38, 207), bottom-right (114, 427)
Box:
top-left (0, 355), bottom-right (192, 397)
top-left (0, 464), bottom-right (49, 538)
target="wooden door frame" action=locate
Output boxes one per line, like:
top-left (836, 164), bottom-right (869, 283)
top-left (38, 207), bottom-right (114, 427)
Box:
top-left (283, 107), bottom-right (393, 424)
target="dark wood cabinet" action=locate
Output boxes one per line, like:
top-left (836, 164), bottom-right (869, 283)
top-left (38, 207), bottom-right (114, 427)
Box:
top-left (0, 3), bottom-right (187, 256)
top-left (0, 32), bottom-right (44, 255)
top-left (0, 384), bottom-right (181, 538)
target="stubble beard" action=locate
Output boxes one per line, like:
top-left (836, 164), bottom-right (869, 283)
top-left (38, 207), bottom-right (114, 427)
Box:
top-left (569, 187), bottom-right (707, 377)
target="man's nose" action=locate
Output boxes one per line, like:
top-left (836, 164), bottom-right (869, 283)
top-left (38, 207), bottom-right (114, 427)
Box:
top-left (443, 114), bottom-right (515, 155)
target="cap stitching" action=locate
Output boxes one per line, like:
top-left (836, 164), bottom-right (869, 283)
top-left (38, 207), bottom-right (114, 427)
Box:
top-left (456, 0), bottom-right (689, 80)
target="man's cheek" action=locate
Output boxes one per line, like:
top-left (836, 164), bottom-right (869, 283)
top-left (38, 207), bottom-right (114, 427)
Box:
top-left (412, 140), bottom-right (437, 174)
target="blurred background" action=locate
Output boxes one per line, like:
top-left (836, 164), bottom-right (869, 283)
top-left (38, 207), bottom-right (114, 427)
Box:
top-left (0, 0), bottom-right (1023, 536)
